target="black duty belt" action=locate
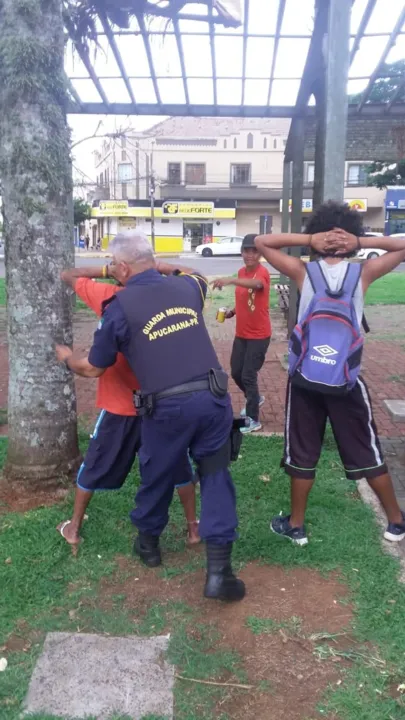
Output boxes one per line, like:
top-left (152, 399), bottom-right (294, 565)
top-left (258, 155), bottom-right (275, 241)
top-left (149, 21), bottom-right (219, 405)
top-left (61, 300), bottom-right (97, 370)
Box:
top-left (155, 379), bottom-right (210, 400)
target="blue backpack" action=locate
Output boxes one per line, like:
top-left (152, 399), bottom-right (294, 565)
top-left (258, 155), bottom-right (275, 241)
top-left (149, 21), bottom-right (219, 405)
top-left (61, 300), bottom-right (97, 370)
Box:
top-left (288, 261), bottom-right (363, 395)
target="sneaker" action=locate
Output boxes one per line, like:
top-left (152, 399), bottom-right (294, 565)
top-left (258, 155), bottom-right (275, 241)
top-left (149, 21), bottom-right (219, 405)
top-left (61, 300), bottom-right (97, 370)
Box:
top-left (240, 418), bottom-right (262, 434)
top-left (384, 511), bottom-right (405, 542)
top-left (240, 396), bottom-right (265, 418)
top-left (270, 514), bottom-right (308, 546)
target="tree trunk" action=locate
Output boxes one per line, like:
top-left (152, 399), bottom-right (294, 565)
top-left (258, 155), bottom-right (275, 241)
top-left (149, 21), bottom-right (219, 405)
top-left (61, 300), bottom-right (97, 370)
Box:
top-left (0, 0), bottom-right (80, 480)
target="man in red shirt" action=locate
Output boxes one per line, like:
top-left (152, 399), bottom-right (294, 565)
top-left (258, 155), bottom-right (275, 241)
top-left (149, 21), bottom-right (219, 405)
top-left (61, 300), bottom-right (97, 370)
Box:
top-left (57, 265), bottom-right (200, 549)
top-left (212, 234), bottom-right (271, 433)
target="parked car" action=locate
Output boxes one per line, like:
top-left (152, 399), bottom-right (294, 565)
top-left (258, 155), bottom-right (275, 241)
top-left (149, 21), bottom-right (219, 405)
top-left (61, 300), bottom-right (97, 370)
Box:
top-left (357, 232), bottom-right (383, 260)
top-left (357, 232), bottom-right (405, 260)
top-left (195, 236), bottom-right (243, 257)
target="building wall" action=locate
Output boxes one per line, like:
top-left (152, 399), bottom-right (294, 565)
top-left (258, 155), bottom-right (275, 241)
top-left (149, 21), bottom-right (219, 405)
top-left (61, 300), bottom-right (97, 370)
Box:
top-left (304, 116), bottom-right (405, 163)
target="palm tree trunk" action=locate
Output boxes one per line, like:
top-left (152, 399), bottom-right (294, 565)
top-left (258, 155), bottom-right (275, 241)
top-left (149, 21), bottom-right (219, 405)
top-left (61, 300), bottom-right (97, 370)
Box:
top-left (0, 0), bottom-right (80, 480)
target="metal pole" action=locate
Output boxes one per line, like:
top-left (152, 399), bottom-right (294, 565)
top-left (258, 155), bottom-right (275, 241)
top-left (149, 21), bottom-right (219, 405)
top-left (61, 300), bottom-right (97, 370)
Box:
top-left (279, 160), bottom-right (291, 284)
top-left (150, 142), bottom-right (155, 252)
top-left (322, 0), bottom-right (351, 201)
top-left (281, 160), bottom-right (291, 233)
top-left (312, 78), bottom-right (326, 210)
top-left (288, 117), bottom-right (305, 335)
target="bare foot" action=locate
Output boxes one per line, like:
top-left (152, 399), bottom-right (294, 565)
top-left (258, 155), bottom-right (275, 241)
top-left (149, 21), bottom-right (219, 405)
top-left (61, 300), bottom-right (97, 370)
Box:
top-left (187, 520), bottom-right (201, 546)
top-left (57, 520), bottom-right (82, 547)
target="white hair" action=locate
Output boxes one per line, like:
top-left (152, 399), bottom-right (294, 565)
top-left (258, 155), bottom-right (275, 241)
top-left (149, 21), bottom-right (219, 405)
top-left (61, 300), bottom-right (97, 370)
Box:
top-left (109, 231), bottom-right (154, 264)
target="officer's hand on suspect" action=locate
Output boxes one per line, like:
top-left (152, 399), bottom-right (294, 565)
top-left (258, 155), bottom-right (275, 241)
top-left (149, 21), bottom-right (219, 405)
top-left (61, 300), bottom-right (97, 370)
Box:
top-left (55, 344), bottom-right (72, 364)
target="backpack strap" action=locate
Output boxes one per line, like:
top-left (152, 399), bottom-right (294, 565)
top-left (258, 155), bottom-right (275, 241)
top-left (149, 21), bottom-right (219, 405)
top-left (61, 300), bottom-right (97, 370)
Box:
top-left (305, 261), bottom-right (330, 294)
top-left (341, 263), bottom-right (362, 298)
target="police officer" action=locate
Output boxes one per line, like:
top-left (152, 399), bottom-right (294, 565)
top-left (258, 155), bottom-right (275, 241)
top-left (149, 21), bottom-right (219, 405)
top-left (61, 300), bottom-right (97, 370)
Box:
top-left (56, 231), bottom-right (245, 602)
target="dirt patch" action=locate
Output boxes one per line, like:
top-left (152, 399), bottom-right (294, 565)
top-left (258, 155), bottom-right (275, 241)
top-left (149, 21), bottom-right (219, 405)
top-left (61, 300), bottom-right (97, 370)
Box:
top-left (0, 477), bottom-right (72, 513)
top-left (92, 559), bottom-right (353, 720)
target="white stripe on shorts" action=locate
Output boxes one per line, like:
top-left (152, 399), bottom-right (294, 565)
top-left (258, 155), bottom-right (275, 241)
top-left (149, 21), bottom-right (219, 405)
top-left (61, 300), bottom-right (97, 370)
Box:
top-left (357, 378), bottom-right (382, 467)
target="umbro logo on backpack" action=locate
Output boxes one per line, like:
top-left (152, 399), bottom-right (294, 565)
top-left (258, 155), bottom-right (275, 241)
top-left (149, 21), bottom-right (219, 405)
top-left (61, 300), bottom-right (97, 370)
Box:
top-left (311, 345), bottom-right (338, 366)
top-left (288, 261), bottom-right (363, 395)
top-left (313, 345), bottom-right (338, 357)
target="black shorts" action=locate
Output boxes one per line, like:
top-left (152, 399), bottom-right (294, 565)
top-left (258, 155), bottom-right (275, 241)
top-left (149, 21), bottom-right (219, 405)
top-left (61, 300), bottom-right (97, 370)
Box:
top-left (282, 378), bottom-right (387, 481)
top-left (77, 410), bottom-right (195, 492)
top-left (77, 411), bottom-right (142, 492)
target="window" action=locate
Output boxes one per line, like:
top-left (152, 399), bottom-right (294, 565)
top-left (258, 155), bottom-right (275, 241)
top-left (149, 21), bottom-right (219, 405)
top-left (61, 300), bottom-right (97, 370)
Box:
top-left (224, 139), bottom-right (227, 149)
top-left (230, 163), bottom-right (251, 186)
top-left (263, 138), bottom-right (267, 149)
top-left (247, 132), bottom-right (253, 149)
top-left (347, 163), bottom-right (369, 186)
top-left (99, 173), bottom-right (104, 186)
top-left (306, 163), bottom-right (315, 185)
top-left (167, 162), bottom-right (181, 185)
top-left (233, 138), bottom-right (237, 149)
top-left (273, 138), bottom-right (277, 149)
top-left (118, 163), bottom-right (133, 183)
top-left (122, 183), bottom-right (127, 200)
top-left (121, 150), bottom-right (127, 161)
top-left (185, 163), bottom-right (206, 185)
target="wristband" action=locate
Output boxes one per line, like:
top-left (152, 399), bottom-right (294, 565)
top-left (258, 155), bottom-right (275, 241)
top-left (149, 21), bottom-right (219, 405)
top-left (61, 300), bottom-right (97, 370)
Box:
top-left (102, 264), bottom-right (108, 279)
top-left (356, 237), bottom-right (361, 251)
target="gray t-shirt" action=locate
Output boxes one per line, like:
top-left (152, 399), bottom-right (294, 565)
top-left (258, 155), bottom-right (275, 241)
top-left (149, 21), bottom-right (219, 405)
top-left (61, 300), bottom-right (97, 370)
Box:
top-left (298, 260), bottom-right (364, 327)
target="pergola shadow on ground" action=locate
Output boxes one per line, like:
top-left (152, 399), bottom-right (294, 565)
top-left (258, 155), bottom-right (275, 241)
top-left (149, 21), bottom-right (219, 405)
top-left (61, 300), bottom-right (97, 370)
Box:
top-left (66, 0), bottom-right (405, 331)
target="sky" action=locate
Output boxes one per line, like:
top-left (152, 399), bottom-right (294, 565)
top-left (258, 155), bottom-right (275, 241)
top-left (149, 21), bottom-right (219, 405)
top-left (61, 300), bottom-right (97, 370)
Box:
top-left (67, 0), bottom-right (405, 181)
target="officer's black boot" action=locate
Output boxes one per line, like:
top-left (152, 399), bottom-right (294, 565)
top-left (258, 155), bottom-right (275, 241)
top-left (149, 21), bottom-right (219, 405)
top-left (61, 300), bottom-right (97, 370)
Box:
top-left (133, 532), bottom-right (162, 568)
top-left (204, 543), bottom-right (245, 601)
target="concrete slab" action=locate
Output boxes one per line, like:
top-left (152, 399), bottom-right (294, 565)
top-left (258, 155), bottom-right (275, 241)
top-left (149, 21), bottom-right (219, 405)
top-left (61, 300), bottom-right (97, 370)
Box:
top-left (24, 632), bottom-right (173, 720)
top-left (384, 399), bottom-right (405, 423)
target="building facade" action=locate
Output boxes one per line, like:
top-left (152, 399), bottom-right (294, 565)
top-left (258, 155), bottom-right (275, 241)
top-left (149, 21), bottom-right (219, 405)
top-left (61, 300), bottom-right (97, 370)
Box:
top-left (91, 118), bottom-right (386, 251)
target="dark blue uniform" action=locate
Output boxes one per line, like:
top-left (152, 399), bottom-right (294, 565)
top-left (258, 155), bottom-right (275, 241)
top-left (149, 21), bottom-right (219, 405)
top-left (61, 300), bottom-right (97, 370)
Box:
top-left (88, 269), bottom-right (238, 546)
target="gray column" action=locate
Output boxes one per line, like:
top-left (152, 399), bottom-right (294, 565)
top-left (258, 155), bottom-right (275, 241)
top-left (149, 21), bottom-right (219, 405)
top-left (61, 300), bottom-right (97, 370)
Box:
top-left (288, 117), bottom-right (305, 335)
top-left (281, 161), bottom-right (291, 233)
top-left (312, 78), bottom-right (326, 210)
top-left (322, 0), bottom-right (351, 201)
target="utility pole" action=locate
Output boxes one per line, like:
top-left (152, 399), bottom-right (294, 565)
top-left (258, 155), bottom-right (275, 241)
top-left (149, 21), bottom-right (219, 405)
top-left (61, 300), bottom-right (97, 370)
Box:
top-left (150, 141), bottom-right (156, 252)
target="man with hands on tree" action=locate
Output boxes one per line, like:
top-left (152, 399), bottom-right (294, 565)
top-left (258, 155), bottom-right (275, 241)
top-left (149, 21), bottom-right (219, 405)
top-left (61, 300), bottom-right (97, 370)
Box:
top-left (56, 260), bottom-right (200, 551)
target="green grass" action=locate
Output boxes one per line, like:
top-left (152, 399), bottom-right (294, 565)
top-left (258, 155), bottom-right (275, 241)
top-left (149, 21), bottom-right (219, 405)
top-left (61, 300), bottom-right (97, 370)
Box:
top-left (2, 436), bottom-right (405, 719)
top-left (365, 273), bottom-right (405, 305)
top-left (209, 284), bottom-right (278, 311)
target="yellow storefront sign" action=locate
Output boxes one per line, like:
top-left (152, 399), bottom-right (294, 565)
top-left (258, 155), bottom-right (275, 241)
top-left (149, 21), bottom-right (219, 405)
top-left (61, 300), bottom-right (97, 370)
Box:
top-left (345, 199), bottom-right (367, 212)
top-left (98, 200), bottom-right (129, 216)
top-left (163, 201), bottom-right (214, 217)
top-left (279, 198), bottom-right (368, 213)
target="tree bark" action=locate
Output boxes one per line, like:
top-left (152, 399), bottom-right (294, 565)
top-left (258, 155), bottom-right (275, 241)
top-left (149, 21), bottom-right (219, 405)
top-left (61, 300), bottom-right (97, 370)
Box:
top-left (0, 0), bottom-right (80, 480)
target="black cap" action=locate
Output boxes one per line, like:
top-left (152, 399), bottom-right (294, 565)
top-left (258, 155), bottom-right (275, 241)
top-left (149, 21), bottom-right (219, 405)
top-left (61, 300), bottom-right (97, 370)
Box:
top-left (241, 234), bottom-right (258, 250)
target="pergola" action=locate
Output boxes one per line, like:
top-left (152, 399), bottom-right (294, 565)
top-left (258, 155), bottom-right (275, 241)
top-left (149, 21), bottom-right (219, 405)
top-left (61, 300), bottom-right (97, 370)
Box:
top-left (65, 0), bottom-right (405, 328)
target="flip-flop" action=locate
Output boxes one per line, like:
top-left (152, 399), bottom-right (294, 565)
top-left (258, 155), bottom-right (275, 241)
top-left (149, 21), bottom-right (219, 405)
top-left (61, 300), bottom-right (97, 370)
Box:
top-left (57, 520), bottom-right (83, 547)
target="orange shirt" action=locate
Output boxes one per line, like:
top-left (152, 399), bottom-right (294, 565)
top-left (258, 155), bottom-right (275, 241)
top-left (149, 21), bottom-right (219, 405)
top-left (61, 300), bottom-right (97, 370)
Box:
top-left (235, 264), bottom-right (271, 340)
top-left (75, 279), bottom-right (138, 415)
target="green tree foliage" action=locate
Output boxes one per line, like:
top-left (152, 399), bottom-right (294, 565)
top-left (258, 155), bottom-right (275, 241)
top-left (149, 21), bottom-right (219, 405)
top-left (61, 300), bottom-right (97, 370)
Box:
top-left (74, 197), bottom-right (91, 226)
top-left (350, 59), bottom-right (405, 104)
top-left (367, 159), bottom-right (405, 190)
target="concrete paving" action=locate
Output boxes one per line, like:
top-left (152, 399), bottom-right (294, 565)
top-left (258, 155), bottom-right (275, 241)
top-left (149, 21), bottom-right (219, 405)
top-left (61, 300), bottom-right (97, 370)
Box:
top-left (24, 632), bottom-right (173, 720)
top-left (384, 399), bottom-right (405, 423)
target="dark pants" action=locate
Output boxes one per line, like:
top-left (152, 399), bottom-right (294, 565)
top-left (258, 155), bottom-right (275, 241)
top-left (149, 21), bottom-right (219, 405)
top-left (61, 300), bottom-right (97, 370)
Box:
top-left (231, 337), bottom-right (270, 421)
top-left (131, 390), bottom-right (238, 545)
top-left (283, 377), bottom-right (387, 480)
